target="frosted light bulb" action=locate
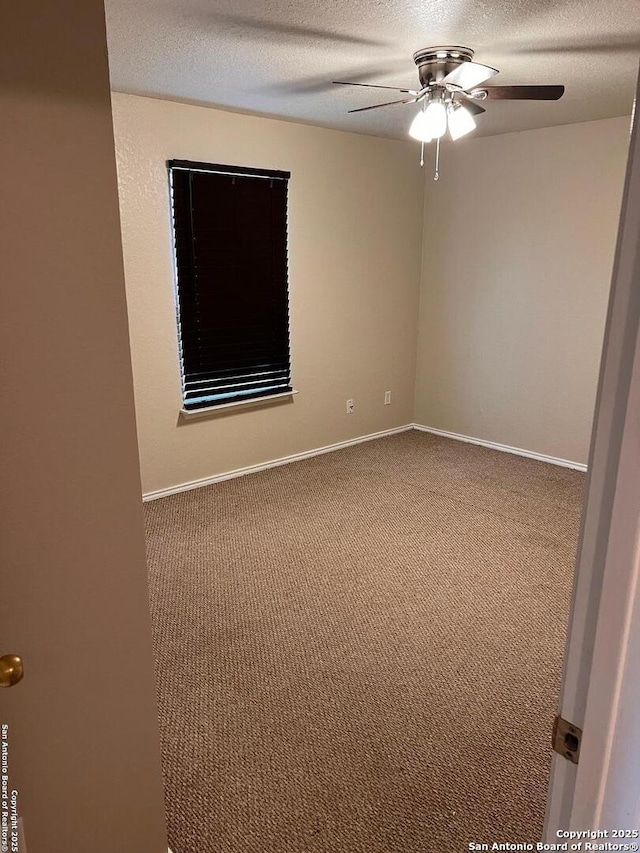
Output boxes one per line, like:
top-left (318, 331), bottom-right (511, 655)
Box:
top-left (422, 100), bottom-right (447, 139)
top-left (448, 104), bottom-right (477, 140)
top-left (409, 110), bottom-right (433, 142)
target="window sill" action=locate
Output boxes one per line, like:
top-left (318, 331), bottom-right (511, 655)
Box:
top-left (180, 389), bottom-right (299, 420)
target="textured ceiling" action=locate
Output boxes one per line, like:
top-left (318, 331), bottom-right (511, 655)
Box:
top-left (105, 0), bottom-right (640, 139)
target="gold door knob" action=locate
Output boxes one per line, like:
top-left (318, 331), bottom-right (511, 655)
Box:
top-left (0, 655), bottom-right (24, 688)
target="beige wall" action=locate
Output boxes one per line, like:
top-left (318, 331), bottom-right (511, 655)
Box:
top-left (0, 4), bottom-right (166, 852)
top-left (112, 93), bottom-right (425, 495)
top-left (414, 116), bottom-right (630, 464)
top-left (115, 95), bottom-right (629, 487)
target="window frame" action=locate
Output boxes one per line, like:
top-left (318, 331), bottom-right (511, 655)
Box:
top-left (167, 159), bottom-right (293, 414)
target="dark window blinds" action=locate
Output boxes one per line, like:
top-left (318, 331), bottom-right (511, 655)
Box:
top-left (169, 160), bottom-right (292, 410)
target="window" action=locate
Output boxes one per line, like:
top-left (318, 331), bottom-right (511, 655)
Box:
top-left (168, 159), bottom-right (292, 411)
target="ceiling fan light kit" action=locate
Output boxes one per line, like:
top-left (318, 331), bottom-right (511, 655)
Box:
top-left (334, 45), bottom-right (565, 180)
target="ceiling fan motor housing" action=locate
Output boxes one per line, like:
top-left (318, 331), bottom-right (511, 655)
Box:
top-left (413, 45), bottom-right (475, 87)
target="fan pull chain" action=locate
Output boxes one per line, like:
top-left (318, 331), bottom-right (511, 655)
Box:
top-left (420, 138), bottom-right (425, 168)
top-left (434, 137), bottom-right (440, 181)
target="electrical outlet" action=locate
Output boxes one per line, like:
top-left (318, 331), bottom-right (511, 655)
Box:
top-left (384, 391), bottom-right (392, 405)
top-left (346, 398), bottom-right (354, 414)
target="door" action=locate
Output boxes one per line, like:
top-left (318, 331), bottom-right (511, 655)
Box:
top-left (545, 67), bottom-right (640, 835)
top-left (0, 3), bottom-right (167, 852)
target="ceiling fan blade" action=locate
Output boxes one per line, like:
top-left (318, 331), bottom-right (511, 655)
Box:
top-left (459, 97), bottom-right (486, 116)
top-left (347, 97), bottom-right (417, 114)
top-left (442, 61), bottom-right (498, 90)
top-left (474, 85), bottom-right (565, 101)
top-left (334, 81), bottom-right (418, 95)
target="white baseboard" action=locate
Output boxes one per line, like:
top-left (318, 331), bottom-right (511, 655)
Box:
top-left (412, 424), bottom-right (587, 472)
top-left (143, 424), bottom-right (414, 501)
top-left (144, 422), bottom-right (586, 501)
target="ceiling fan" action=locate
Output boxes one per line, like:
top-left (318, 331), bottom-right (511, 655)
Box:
top-left (334, 46), bottom-right (565, 178)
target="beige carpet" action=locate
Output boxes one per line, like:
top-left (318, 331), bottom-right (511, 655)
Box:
top-left (144, 431), bottom-right (584, 853)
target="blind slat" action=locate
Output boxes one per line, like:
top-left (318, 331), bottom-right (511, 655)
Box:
top-left (182, 360), bottom-right (289, 377)
top-left (185, 371), bottom-right (291, 395)
top-left (183, 383), bottom-right (293, 410)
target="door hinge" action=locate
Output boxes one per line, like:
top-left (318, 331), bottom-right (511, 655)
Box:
top-left (553, 715), bottom-right (582, 764)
